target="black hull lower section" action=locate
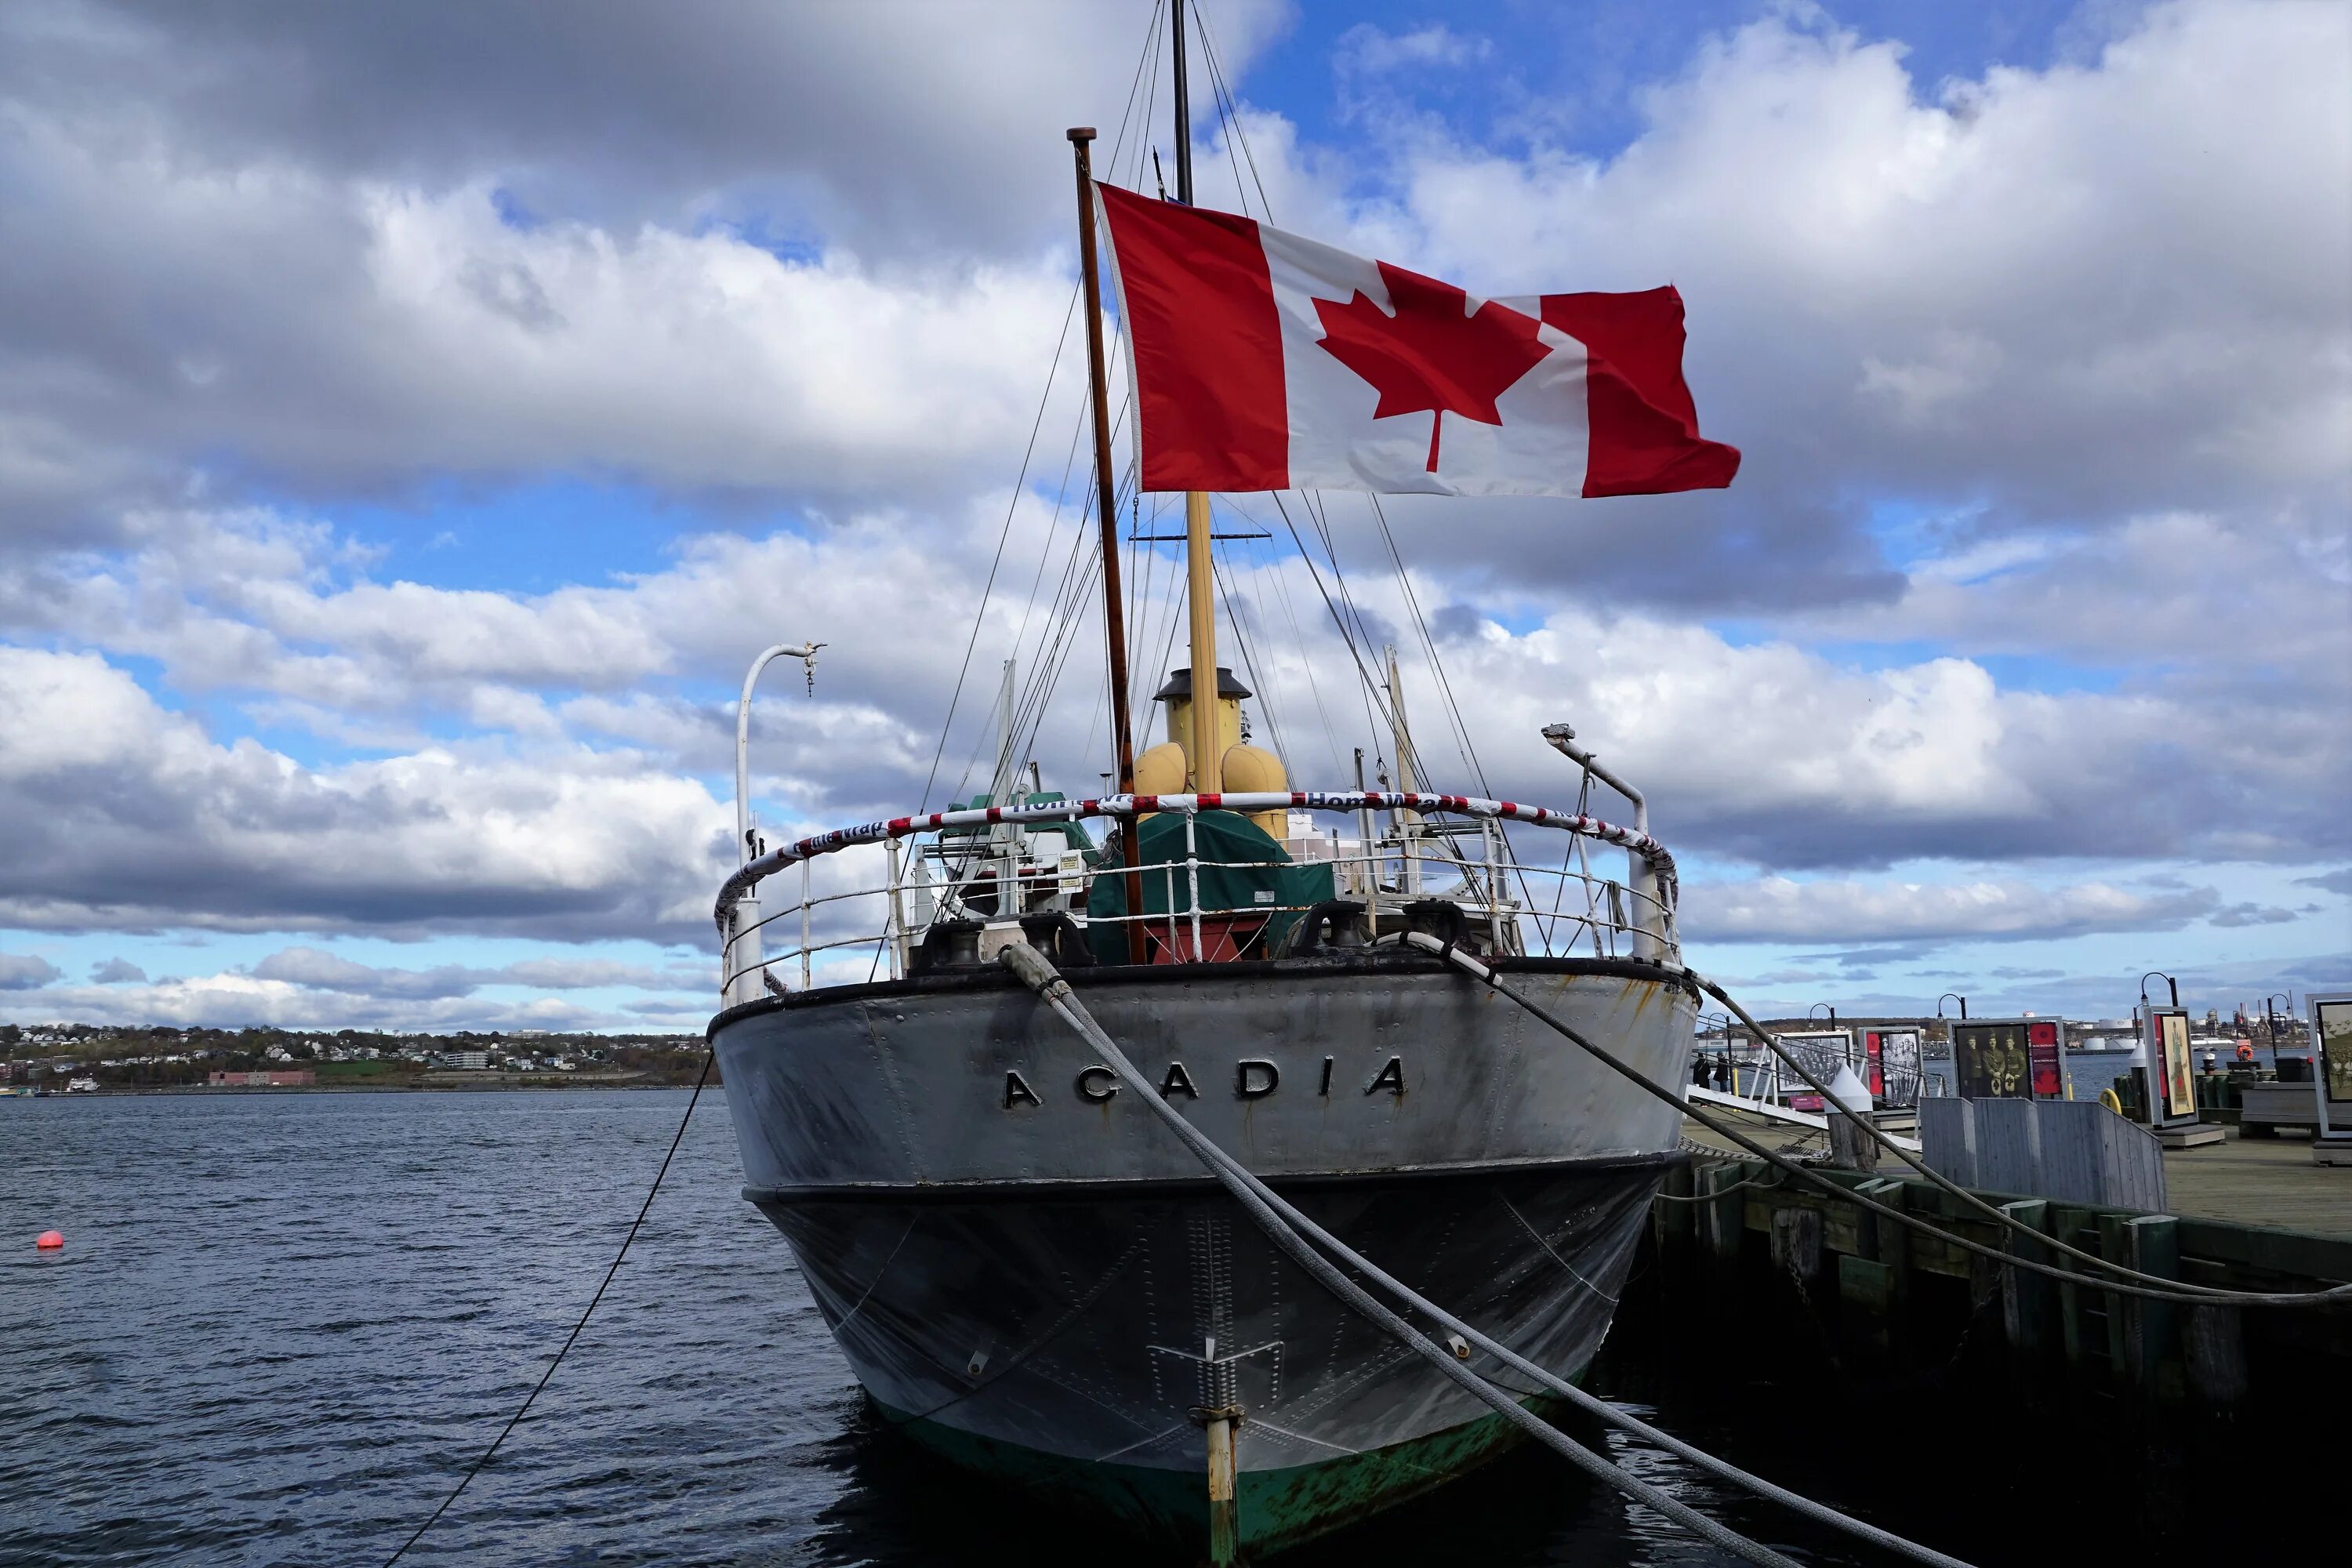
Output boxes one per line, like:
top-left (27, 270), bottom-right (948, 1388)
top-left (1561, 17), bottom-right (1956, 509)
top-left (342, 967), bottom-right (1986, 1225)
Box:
top-left (753, 1158), bottom-right (1668, 1555)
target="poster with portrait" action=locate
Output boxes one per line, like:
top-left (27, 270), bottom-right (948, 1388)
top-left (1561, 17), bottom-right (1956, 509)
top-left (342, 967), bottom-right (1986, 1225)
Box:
top-left (1953, 1021), bottom-right (2031, 1099)
top-left (2316, 996), bottom-right (2352, 1114)
top-left (1872, 1028), bottom-right (1924, 1108)
top-left (2153, 1008), bottom-right (2195, 1121)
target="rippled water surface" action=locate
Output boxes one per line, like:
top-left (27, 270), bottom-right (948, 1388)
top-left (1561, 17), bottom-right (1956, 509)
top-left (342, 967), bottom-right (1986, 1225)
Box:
top-left (2, 1090), bottom-right (2241, 1566)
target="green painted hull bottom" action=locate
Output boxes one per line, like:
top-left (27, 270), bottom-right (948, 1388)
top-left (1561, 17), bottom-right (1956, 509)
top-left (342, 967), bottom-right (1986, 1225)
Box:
top-left (880, 1374), bottom-right (1583, 1558)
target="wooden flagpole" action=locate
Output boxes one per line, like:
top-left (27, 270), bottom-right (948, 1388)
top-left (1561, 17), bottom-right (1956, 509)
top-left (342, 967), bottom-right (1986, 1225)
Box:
top-left (1067, 127), bottom-right (1148, 964)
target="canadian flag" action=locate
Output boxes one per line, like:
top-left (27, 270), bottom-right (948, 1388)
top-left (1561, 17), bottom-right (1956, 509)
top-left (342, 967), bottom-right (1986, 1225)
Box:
top-left (1094, 180), bottom-right (1740, 499)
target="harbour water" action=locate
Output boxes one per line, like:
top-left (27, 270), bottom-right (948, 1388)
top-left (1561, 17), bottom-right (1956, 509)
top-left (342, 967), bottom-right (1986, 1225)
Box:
top-left (1, 1090), bottom-right (2295, 1566)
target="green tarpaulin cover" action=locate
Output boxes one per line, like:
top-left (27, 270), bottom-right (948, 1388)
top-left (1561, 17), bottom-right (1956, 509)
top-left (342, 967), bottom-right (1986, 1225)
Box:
top-left (1085, 810), bottom-right (1335, 965)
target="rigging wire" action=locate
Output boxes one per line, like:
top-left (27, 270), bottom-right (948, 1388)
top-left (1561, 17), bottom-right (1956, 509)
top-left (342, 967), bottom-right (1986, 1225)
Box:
top-left (1196, 2), bottom-right (1257, 220)
top-left (1369, 495), bottom-right (1470, 781)
top-left (1220, 535), bottom-right (1305, 772)
top-left (1216, 493), bottom-right (1367, 781)
top-left (1194, 25), bottom-right (1552, 905)
top-left (1125, 492), bottom-right (1170, 738)
top-left (1190, 12), bottom-right (1396, 763)
top-left (1367, 490), bottom-right (1552, 916)
top-left (1253, 528), bottom-right (1348, 779)
top-left (1127, 2), bottom-right (1165, 192)
top-left (1192, 2), bottom-right (1276, 219)
top-left (998, 940), bottom-right (1809, 1568)
top-left (1116, 0), bottom-right (1166, 181)
top-left (1008, 483), bottom-right (1117, 774)
top-left (989, 343), bottom-right (1134, 797)
top-left (983, 354), bottom-right (1105, 804)
top-left (1266, 492), bottom-right (1398, 747)
top-left (1211, 545), bottom-right (1289, 775)
top-left (915, 281), bottom-right (1078, 815)
top-left (919, 0), bottom-right (1160, 813)
top-left (951, 365), bottom-right (1134, 809)
top-left (1299, 488), bottom-right (1399, 742)
top-left (379, 1054), bottom-right (715, 1566)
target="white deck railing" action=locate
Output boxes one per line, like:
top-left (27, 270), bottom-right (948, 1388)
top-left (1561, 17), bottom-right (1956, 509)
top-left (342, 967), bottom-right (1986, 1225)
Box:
top-left (713, 791), bottom-right (1680, 1006)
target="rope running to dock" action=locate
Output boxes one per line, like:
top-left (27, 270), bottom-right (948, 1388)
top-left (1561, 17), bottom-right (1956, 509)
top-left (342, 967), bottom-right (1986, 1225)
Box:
top-left (1682, 964), bottom-right (2352, 1305)
top-left (379, 1052), bottom-right (715, 1566)
top-left (1396, 935), bottom-right (2352, 1310)
top-left (996, 940), bottom-right (1973, 1568)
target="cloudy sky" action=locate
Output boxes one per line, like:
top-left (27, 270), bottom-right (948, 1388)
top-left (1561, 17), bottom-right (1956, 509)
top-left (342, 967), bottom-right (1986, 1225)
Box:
top-left (1, 0), bottom-right (2345, 1034)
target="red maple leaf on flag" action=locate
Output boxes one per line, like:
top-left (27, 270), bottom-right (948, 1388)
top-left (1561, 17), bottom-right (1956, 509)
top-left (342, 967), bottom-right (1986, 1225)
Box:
top-left (1313, 261), bottom-right (1552, 472)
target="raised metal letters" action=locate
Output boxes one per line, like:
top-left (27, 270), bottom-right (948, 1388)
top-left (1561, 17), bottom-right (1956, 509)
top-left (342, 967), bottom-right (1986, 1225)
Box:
top-left (1002, 1069), bottom-right (1041, 1109)
top-left (1160, 1061), bottom-right (1200, 1099)
top-left (1319, 1055), bottom-right (1334, 1096)
top-left (1235, 1059), bottom-right (1279, 1099)
top-left (1076, 1065), bottom-right (1118, 1102)
top-left (1365, 1056), bottom-right (1405, 1097)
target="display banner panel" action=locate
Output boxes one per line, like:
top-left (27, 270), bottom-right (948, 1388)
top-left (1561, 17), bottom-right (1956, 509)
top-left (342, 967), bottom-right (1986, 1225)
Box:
top-left (2027, 1020), bottom-right (2064, 1098)
top-left (2318, 996), bottom-right (2352, 1111)
top-left (1875, 1028), bottom-right (1923, 1108)
top-left (2159, 1011), bottom-right (2194, 1119)
top-left (1774, 1030), bottom-right (1851, 1110)
top-left (1954, 1021), bottom-right (2031, 1099)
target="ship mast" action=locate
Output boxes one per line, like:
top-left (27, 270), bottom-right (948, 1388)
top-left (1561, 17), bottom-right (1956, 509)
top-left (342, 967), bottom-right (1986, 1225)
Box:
top-left (1171, 1), bottom-right (1224, 793)
top-left (1068, 126), bottom-right (1150, 963)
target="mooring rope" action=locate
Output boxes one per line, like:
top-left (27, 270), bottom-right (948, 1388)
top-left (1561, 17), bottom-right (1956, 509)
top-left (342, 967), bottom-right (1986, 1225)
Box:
top-left (1000, 942), bottom-right (1907, 1568)
top-left (1653, 1169), bottom-right (1788, 1203)
top-left (1682, 972), bottom-right (2352, 1303)
top-left (379, 1052), bottom-right (714, 1566)
top-left (1397, 935), bottom-right (2352, 1309)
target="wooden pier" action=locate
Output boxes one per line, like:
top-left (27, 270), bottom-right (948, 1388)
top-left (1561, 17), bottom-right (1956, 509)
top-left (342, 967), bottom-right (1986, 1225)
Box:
top-left (1657, 1111), bottom-right (2351, 1406)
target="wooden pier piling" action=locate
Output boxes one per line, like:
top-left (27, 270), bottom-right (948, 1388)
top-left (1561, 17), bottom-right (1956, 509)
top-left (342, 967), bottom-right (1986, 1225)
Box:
top-left (1700, 1162), bottom-right (1744, 1262)
top-left (1770, 1204), bottom-right (1824, 1287)
top-left (1659, 1120), bottom-right (2351, 1413)
top-left (2182, 1302), bottom-right (2249, 1406)
top-left (1998, 1198), bottom-right (2051, 1355)
top-left (2121, 1216), bottom-right (2180, 1393)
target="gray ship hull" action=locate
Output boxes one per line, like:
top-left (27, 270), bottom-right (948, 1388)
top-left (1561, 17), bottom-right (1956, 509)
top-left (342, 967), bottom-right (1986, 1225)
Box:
top-left (711, 952), bottom-right (1695, 1554)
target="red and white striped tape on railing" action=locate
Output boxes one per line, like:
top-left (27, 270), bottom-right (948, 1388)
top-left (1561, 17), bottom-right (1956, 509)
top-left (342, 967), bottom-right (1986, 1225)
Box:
top-left (713, 789), bottom-right (1675, 934)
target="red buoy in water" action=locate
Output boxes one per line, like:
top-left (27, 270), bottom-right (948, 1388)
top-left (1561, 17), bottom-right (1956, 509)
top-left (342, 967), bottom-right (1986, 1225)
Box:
top-left (35, 1230), bottom-right (63, 1250)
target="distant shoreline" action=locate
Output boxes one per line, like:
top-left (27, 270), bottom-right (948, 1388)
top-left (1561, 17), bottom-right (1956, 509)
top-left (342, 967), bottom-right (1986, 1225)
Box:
top-left (36, 1076), bottom-right (707, 1096)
